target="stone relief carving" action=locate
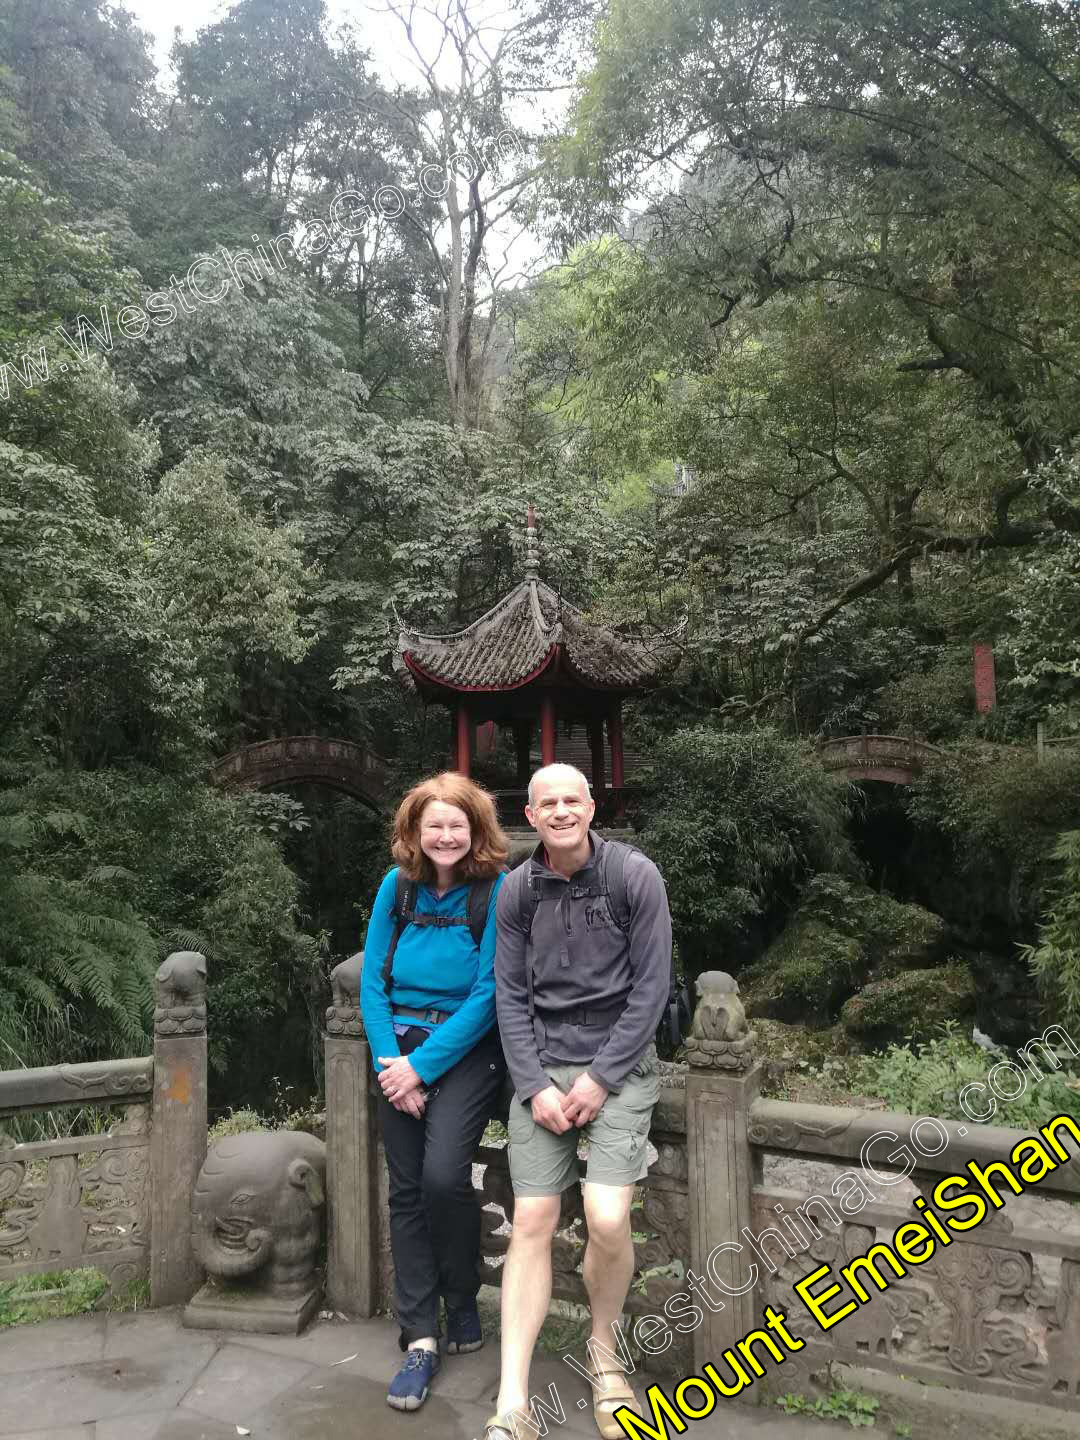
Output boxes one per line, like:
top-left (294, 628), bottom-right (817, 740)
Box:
top-left (747, 1113), bottom-right (857, 1149)
top-left (634, 1186), bottom-right (689, 1276)
top-left (53, 1060), bottom-right (154, 1097)
top-left (929, 1245), bottom-right (1034, 1381)
top-left (684, 971), bottom-right (755, 1071)
top-left (154, 951), bottom-right (207, 1036)
top-left (1047, 1259), bottom-right (1080, 1398)
top-left (649, 1140), bottom-right (688, 1183)
top-left (759, 1190), bottom-right (1080, 1403)
top-left (0, 1106), bottom-right (150, 1274)
top-left (326, 952), bottom-right (365, 1038)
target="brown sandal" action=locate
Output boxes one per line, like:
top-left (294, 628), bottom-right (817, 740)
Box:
top-left (482, 1409), bottom-right (534, 1440)
top-left (591, 1369), bottom-right (641, 1440)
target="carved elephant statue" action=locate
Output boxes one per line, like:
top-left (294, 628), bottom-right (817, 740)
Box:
top-left (191, 1131), bottom-right (326, 1300)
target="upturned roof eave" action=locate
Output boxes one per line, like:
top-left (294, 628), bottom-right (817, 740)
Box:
top-left (396, 578), bottom-right (554, 647)
top-left (402, 647), bottom-right (560, 694)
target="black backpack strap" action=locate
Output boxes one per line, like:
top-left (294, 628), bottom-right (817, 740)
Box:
top-left (382, 870), bottom-right (416, 995)
top-left (384, 871), bottom-right (501, 999)
top-left (603, 841), bottom-right (682, 1032)
top-left (513, 861), bottom-right (543, 1020)
top-left (466, 874), bottom-right (499, 947)
top-left (598, 840), bottom-right (633, 933)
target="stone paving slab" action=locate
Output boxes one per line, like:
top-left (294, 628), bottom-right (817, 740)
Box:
top-left (10, 1307), bottom-right (1076, 1440)
top-left (0, 1341), bottom-right (218, 1435)
top-left (2, 1429), bottom-right (93, 1440)
top-left (232, 1323), bottom-right (504, 1404)
top-left (94, 1416), bottom-right (177, 1440)
top-left (178, 1345), bottom-right (317, 1427)
top-left (104, 1312), bottom-right (192, 1362)
top-left (0, 1313), bottom-right (107, 1376)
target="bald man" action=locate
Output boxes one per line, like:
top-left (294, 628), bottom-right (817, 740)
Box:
top-left (486, 765), bottom-right (671, 1439)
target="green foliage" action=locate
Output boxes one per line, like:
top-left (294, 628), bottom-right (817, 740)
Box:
top-left (875, 655), bottom-right (978, 743)
top-left (0, 788), bottom-right (157, 1067)
top-left (1021, 830), bottom-right (1080, 1035)
top-left (1001, 455), bottom-right (1080, 722)
top-left (840, 964), bottom-right (975, 1046)
top-left (740, 873), bottom-right (945, 1025)
top-left (856, 1023), bottom-right (1080, 1131)
top-left (743, 920), bottom-right (865, 1025)
top-left (909, 750), bottom-right (1080, 929)
top-left (0, 1267), bottom-right (108, 1327)
top-left (636, 728), bottom-right (856, 968)
top-left (2, 767), bottom-right (319, 1104)
top-left (555, 0), bottom-right (1080, 728)
top-left (795, 875), bottom-right (946, 974)
top-left (208, 1108), bottom-right (271, 1140)
top-left (776, 1388), bottom-right (880, 1428)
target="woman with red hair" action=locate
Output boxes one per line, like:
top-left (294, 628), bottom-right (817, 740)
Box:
top-left (360, 772), bottom-right (509, 1413)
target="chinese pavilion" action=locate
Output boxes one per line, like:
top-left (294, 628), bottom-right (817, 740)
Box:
top-left (395, 509), bottom-right (669, 816)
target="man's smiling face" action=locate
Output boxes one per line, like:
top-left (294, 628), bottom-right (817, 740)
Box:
top-left (525, 767), bottom-right (595, 858)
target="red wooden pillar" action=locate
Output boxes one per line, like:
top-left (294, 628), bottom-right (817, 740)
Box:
top-left (540, 694), bottom-right (556, 766)
top-left (608, 702), bottom-right (625, 790)
top-left (973, 642), bottom-right (997, 714)
top-left (589, 717), bottom-right (606, 794)
top-left (455, 702), bottom-right (471, 776)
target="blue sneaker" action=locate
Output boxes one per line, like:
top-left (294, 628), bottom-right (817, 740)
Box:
top-left (387, 1347), bottom-right (441, 1411)
top-left (445, 1300), bottom-right (483, 1354)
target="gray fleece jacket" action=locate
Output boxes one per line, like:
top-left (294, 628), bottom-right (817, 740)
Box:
top-left (494, 833), bottom-right (672, 1099)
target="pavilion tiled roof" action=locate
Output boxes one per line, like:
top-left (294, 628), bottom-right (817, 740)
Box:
top-left (397, 578), bottom-right (669, 692)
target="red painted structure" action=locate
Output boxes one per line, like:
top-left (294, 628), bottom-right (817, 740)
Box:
top-left (973, 642), bottom-right (997, 714)
top-left (395, 508), bottom-right (672, 804)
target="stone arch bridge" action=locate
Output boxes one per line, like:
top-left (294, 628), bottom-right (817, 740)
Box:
top-left (816, 733), bottom-right (947, 785)
top-left (209, 736), bottom-right (391, 812)
top-left (209, 731), bottom-right (945, 810)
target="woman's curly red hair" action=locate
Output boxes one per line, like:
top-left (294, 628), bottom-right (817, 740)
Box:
top-left (391, 772), bottom-right (508, 883)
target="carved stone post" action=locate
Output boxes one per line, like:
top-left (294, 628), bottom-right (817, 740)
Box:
top-left (150, 950), bottom-right (208, 1307)
top-left (684, 971), bottom-right (762, 1396)
top-left (324, 952), bottom-right (383, 1315)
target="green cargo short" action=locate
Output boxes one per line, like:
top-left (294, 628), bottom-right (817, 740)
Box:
top-left (506, 1045), bottom-right (662, 1195)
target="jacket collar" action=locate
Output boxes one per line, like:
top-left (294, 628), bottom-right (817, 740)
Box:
top-left (529, 829), bottom-right (605, 882)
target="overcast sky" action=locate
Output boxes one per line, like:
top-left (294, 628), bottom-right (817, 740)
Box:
top-left (124, 0), bottom-right (484, 90)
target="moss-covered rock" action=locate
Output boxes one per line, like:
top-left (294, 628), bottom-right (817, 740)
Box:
top-left (840, 962), bottom-right (975, 1047)
top-left (740, 875), bottom-right (948, 1025)
top-left (797, 874), bottom-right (946, 975)
top-left (741, 919), bottom-right (864, 1023)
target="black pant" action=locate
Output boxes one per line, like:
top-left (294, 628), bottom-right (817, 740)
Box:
top-left (378, 1023), bottom-right (505, 1345)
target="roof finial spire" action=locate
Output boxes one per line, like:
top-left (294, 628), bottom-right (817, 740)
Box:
top-left (524, 503), bottom-right (540, 582)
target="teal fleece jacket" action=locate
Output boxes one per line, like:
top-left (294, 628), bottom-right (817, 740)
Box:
top-left (359, 867), bottom-right (504, 1085)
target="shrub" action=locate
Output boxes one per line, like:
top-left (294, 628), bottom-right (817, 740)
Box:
top-left (1021, 829), bottom-right (1080, 1035)
top-left (855, 1023), bottom-right (1080, 1131)
top-left (635, 727), bottom-right (856, 970)
top-left (1, 766), bottom-right (320, 1109)
top-left (908, 749), bottom-right (1080, 931)
top-left (0, 790), bottom-right (157, 1068)
top-left (208, 1107), bottom-right (272, 1140)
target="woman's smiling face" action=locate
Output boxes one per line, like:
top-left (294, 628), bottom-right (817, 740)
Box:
top-left (418, 799), bottom-right (472, 877)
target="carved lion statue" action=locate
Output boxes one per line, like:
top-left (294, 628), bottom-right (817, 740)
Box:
top-left (689, 971), bottom-right (749, 1042)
